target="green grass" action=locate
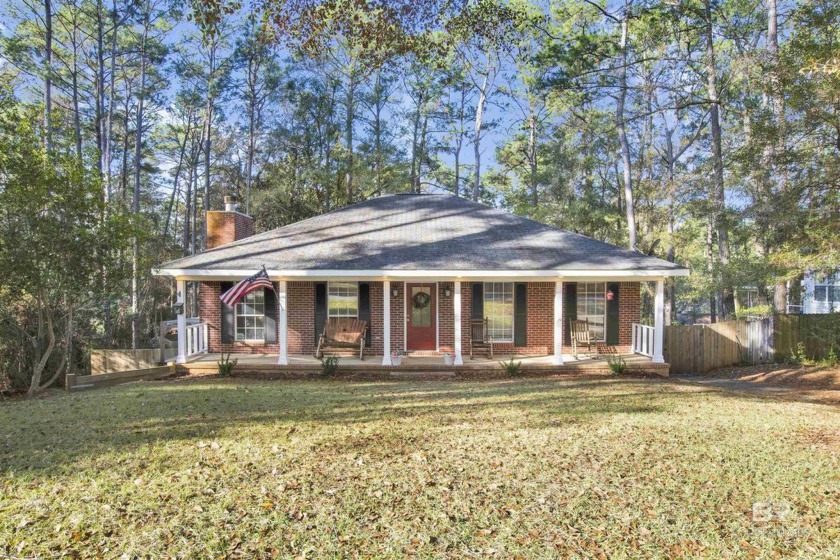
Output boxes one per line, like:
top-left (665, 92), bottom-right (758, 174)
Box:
top-left (1, 376), bottom-right (838, 558)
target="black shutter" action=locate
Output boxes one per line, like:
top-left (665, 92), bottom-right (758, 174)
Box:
top-left (314, 282), bottom-right (327, 346)
top-left (471, 282), bottom-right (484, 319)
top-left (564, 283), bottom-right (577, 345)
top-left (220, 281), bottom-right (235, 344)
top-left (606, 282), bottom-right (620, 345)
top-left (514, 283), bottom-right (527, 347)
top-left (358, 282), bottom-right (371, 346)
top-left (264, 284), bottom-right (278, 344)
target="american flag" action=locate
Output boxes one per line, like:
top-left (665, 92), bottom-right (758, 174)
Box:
top-left (220, 267), bottom-right (274, 306)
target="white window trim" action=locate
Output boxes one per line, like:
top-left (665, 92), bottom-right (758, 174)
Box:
top-left (484, 281), bottom-right (515, 344)
top-left (327, 281), bottom-right (360, 318)
top-left (235, 290), bottom-right (267, 343)
top-left (577, 282), bottom-right (607, 342)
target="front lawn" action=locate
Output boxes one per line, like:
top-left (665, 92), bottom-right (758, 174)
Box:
top-left (1, 376), bottom-right (838, 558)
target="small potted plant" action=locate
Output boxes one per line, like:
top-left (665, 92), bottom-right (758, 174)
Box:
top-left (390, 350), bottom-right (404, 366)
top-left (443, 352), bottom-right (453, 365)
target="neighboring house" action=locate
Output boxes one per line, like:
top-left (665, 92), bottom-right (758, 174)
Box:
top-left (800, 270), bottom-right (840, 314)
top-left (153, 194), bottom-right (689, 368)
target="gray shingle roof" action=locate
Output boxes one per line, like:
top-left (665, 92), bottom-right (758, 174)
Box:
top-left (156, 194), bottom-right (688, 273)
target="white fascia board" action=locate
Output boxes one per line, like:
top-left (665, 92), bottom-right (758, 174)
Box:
top-left (153, 267), bottom-right (689, 281)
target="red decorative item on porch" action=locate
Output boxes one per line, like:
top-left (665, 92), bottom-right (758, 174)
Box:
top-left (606, 290), bottom-right (615, 301)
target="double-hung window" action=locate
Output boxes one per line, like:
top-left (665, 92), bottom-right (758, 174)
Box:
top-left (577, 282), bottom-right (606, 341)
top-left (484, 282), bottom-right (514, 342)
top-left (813, 274), bottom-right (840, 312)
top-left (328, 282), bottom-right (359, 317)
top-left (235, 290), bottom-right (266, 341)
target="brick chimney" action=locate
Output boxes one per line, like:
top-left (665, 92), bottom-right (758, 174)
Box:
top-left (206, 196), bottom-right (255, 249)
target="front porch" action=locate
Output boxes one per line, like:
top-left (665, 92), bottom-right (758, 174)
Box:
top-left (177, 351), bottom-right (669, 377)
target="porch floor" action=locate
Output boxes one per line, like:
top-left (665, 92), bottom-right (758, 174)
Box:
top-left (179, 352), bottom-right (668, 376)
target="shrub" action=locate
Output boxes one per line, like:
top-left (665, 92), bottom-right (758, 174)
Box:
top-left (499, 356), bottom-right (522, 376)
top-left (217, 352), bottom-right (237, 377)
top-left (790, 341), bottom-right (809, 365)
top-left (320, 355), bottom-right (340, 376)
top-left (822, 346), bottom-right (838, 367)
top-left (607, 355), bottom-right (627, 375)
top-left (734, 305), bottom-right (773, 320)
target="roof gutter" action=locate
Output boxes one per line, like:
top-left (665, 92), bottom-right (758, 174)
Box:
top-left (152, 267), bottom-right (690, 281)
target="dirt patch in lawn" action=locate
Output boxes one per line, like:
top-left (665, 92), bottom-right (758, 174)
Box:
top-left (701, 363), bottom-right (840, 405)
top-left (710, 363), bottom-right (840, 390)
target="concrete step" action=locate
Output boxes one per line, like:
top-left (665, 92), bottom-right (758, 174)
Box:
top-left (390, 371), bottom-right (456, 378)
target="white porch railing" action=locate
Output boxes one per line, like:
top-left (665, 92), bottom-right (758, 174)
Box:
top-left (631, 323), bottom-right (655, 357)
top-left (185, 322), bottom-right (209, 358)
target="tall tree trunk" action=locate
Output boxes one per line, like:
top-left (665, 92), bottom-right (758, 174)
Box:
top-left (418, 113), bottom-right (429, 191)
top-left (663, 128), bottom-right (676, 325)
top-left (131, 1), bottom-right (150, 350)
top-left (372, 71), bottom-right (383, 194)
top-left (704, 0), bottom-right (733, 318)
top-left (528, 102), bottom-right (538, 207)
top-left (410, 93), bottom-right (423, 193)
top-left (203, 39), bottom-right (216, 245)
top-left (472, 68), bottom-right (490, 202)
top-left (104, 0), bottom-right (119, 202)
top-left (453, 88), bottom-right (466, 197)
top-left (164, 112), bottom-right (193, 241)
top-left (245, 56), bottom-right (258, 215)
top-left (44, 0), bottom-right (52, 151)
top-left (767, 0), bottom-right (788, 313)
top-left (95, 0), bottom-right (106, 177)
top-left (707, 217), bottom-right (717, 323)
top-left (617, 9), bottom-right (637, 251)
top-left (345, 72), bottom-right (355, 203)
top-left (183, 145), bottom-right (194, 252)
top-left (71, 12), bottom-right (82, 161)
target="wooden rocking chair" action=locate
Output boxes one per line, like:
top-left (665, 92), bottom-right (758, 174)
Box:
top-left (316, 317), bottom-right (368, 360)
top-left (469, 318), bottom-right (494, 358)
top-left (570, 319), bottom-right (596, 359)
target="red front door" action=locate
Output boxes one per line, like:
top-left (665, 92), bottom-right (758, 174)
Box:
top-left (406, 283), bottom-right (436, 351)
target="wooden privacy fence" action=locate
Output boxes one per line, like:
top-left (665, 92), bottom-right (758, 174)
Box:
top-left (90, 349), bottom-right (161, 374)
top-left (66, 364), bottom-right (175, 391)
top-left (663, 319), bottom-right (773, 374)
top-left (774, 313), bottom-right (840, 361)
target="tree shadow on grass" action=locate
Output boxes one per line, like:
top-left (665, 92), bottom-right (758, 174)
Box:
top-left (0, 376), bottom-right (695, 475)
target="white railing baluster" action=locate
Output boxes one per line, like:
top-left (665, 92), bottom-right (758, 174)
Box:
top-left (631, 323), bottom-right (655, 358)
top-left (183, 323), bottom-right (209, 359)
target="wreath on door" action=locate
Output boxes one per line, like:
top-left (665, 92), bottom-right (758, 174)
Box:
top-left (412, 291), bottom-right (431, 309)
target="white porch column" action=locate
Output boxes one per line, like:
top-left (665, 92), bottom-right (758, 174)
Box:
top-left (553, 281), bottom-right (564, 365)
top-left (382, 280), bottom-right (392, 365)
top-left (176, 278), bottom-right (187, 364)
top-left (277, 280), bottom-right (288, 365)
top-left (453, 281), bottom-right (464, 365)
top-left (653, 278), bottom-right (665, 363)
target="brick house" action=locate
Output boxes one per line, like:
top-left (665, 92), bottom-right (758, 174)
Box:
top-left (153, 194), bottom-right (688, 368)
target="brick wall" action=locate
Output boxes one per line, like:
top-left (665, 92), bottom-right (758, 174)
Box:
top-left (288, 282), bottom-right (315, 354)
top-left (438, 282), bottom-right (455, 353)
top-left (390, 282), bottom-right (405, 354)
top-left (525, 281), bottom-right (553, 353)
top-left (206, 211), bottom-right (255, 249)
top-left (369, 282), bottom-right (385, 356)
top-left (618, 281), bottom-right (641, 347)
